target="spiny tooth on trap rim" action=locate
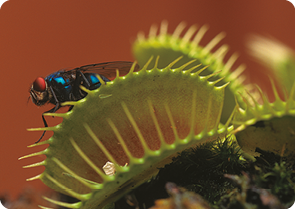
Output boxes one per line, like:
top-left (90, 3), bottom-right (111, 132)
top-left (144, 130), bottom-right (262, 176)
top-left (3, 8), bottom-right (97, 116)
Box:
top-left (22, 57), bottom-right (229, 209)
top-left (133, 21), bottom-right (251, 124)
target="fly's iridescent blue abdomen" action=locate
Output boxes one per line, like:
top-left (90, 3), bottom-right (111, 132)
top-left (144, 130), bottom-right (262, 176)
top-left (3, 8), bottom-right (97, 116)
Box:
top-left (83, 73), bottom-right (110, 90)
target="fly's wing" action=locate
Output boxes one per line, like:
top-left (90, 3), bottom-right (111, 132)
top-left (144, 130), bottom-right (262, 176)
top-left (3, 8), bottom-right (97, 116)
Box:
top-left (71, 61), bottom-right (140, 79)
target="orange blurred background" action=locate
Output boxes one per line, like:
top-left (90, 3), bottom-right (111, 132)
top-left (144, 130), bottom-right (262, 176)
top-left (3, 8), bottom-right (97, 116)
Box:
top-left (0, 0), bottom-right (294, 205)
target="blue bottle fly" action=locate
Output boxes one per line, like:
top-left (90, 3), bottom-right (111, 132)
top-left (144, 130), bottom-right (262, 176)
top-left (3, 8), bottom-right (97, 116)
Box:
top-left (30, 61), bottom-right (138, 143)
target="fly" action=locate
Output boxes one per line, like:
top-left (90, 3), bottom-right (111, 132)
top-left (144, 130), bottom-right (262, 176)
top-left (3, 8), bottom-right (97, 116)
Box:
top-left (30, 61), bottom-right (139, 143)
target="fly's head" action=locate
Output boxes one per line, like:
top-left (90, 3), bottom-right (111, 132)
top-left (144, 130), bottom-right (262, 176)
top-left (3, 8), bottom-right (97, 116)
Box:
top-left (30, 77), bottom-right (52, 106)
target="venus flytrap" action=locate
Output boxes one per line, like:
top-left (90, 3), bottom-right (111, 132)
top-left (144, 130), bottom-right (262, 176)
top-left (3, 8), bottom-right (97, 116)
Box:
top-left (133, 21), bottom-right (255, 123)
top-left (232, 81), bottom-right (295, 157)
top-left (19, 22), bottom-right (295, 209)
top-left (21, 57), bottom-right (229, 209)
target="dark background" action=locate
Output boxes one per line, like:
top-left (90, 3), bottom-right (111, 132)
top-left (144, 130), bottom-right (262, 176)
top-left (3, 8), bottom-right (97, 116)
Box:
top-left (0, 0), bottom-right (294, 203)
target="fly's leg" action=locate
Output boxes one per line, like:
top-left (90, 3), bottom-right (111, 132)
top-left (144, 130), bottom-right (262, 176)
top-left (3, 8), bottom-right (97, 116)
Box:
top-left (71, 70), bottom-right (91, 100)
top-left (68, 106), bottom-right (74, 111)
top-left (35, 115), bottom-right (48, 144)
top-left (35, 86), bottom-right (61, 143)
top-left (34, 104), bottom-right (60, 143)
top-left (79, 71), bottom-right (91, 88)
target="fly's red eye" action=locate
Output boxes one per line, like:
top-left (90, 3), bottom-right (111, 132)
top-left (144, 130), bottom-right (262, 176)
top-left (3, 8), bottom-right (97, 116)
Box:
top-left (33, 77), bottom-right (46, 91)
